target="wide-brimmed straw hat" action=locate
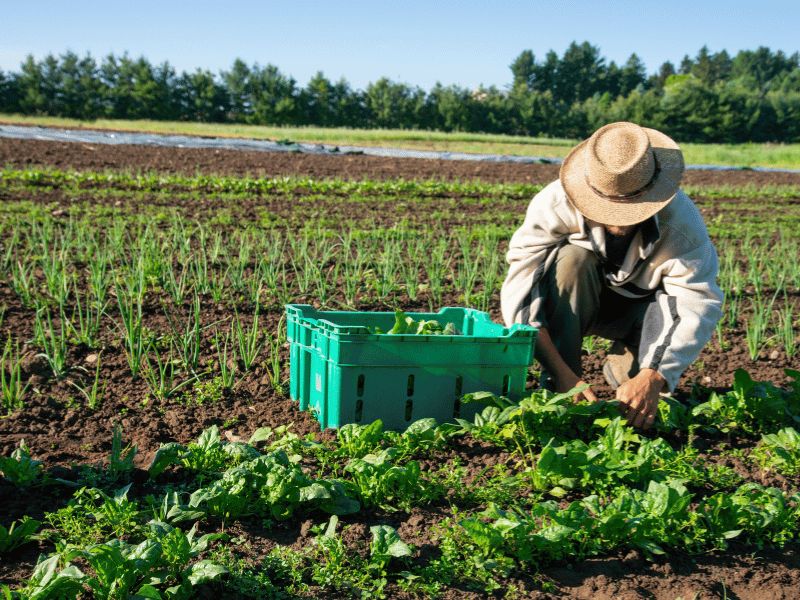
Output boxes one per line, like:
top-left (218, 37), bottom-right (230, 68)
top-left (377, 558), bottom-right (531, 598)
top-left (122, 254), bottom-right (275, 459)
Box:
top-left (559, 122), bottom-right (685, 226)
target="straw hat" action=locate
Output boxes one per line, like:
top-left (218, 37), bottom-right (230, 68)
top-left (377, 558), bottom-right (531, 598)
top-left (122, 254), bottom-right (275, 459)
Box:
top-left (559, 122), bottom-right (685, 226)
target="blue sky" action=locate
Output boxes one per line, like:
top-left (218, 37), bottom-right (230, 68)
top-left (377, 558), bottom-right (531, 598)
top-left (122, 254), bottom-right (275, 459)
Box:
top-left (3, 0), bottom-right (798, 92)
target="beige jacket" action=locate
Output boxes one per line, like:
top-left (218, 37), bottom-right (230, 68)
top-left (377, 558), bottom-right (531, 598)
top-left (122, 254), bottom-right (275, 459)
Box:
top-left (501, 180), bottom-right (724, 391)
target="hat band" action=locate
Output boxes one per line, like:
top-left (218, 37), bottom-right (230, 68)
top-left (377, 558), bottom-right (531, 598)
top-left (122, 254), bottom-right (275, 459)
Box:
top-left (585, 156), bottom-right (661, 202)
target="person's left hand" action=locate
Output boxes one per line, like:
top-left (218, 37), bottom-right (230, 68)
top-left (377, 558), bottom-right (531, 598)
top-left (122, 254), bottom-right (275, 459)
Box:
top-left (615, 368), bottom-right (667, 430)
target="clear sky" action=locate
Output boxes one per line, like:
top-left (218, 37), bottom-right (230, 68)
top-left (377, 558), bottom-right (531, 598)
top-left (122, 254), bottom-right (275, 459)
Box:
top-left (3, 0), bottom-right (798, 92)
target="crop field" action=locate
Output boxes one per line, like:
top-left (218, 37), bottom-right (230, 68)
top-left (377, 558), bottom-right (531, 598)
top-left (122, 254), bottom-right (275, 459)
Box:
top-left (0, 135), bottom-right (800, 599)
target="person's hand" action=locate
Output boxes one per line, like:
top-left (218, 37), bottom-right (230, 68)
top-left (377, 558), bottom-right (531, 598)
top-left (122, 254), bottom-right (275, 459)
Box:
top-left (615, 368), bottom-right (666, 429)
top-left (554, 371), bottom-right (599, 404)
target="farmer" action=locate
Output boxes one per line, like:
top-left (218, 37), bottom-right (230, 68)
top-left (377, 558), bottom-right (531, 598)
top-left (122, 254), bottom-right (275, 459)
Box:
top-left (501, 121), bottom-right (723, 430)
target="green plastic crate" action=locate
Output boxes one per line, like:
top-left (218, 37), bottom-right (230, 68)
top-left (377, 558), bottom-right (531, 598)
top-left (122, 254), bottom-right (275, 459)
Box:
top-left (286, 304), bottom-right (537, 431)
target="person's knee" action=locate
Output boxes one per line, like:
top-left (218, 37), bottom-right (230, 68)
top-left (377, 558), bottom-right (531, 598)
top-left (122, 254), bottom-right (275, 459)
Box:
top-left (553, 245), bottom-right (599, 292)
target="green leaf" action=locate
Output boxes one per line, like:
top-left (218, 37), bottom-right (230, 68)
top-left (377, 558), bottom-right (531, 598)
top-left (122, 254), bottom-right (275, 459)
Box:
top-left (537, 441), bottom-right (559, 475)
top-left (148, 443), bottom-right (187, 478)
top-left (299, 482), bottom-right (333, 501)
top-left (733, 368), bottom-right (755, 396)
top-left (404, 418), bottom-right (437, 439)
top-left (546, 384), bottom-right (590, 404)
top-left (247, 427), bottom-right (274, 445)
top-left (222, 442), bottom-right (261, 462)
top-left (724, 529), bottom-right (743, 539)
top-left (147, 520), bottom-right (175, 537)
top-left (459, 519), bottom-right (503, 553)
top-left (135, 584), bottom-right (163, 599)
top-left (324, 515), bottom-right (339, 538)
top-left (454, 418), bottom-right (474, 431)
top-left (386, 309), bottom-right (459, 336)
top-left (195, 425), bottom-right (221, 452)
top-left (128, 539), bottom-right (163, 572)
top-left (189, 532), bottom-right (228, 555)
top-left (460, 391), bottom-right (503, 408)
top-left (186, 560), bottom-right (229, 585)
top-left (638, 541), bottom-right (666, 555)
top-left (370, 525), bottom-right (412, 558)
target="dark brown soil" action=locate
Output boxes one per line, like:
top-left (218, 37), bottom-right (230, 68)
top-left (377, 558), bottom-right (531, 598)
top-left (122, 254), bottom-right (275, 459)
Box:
top-left (1, 134), bottom-right (800, 599)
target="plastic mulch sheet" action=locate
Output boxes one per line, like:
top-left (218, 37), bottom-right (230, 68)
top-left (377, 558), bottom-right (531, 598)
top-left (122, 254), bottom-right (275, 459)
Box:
top-left (1, 124), bottom-right (797, 173)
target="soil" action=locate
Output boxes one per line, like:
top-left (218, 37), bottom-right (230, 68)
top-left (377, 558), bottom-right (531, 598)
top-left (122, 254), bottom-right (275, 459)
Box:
top-left (1, 133), bottom-right (800, 599)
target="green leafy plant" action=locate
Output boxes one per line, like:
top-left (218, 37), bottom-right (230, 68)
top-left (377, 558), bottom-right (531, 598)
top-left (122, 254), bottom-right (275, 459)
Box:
top-left (373, 309), bottom-right (460, 335)
top-left (75, 484), bottom-right (145, 539)
top-left (188, 448), bottom-right (359, 521)
top-left (692, 368), bottom-right (800, 435)
top-left (0, 516), bottom-right (41, 553)
top-left (0, 439), bottom-right (43, 487)
top-left (333, 419), bottom-right (386, 459)
top-left (143, 522), bottom-right (229, 599)
top-left (14, 553), bottom-right (85, 600)
top-left (344, 447), bottom-right (433, 510)
top-left (754, 426), bottom-right (800, 476)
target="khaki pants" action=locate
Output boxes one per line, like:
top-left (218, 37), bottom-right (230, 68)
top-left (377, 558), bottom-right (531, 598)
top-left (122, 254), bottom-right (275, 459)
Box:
top-left (538, 244), bottom-right (657, 387)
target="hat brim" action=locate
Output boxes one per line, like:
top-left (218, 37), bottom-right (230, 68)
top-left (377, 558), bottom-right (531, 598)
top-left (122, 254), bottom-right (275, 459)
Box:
top-left (559, 127), bottom-right (685, 226)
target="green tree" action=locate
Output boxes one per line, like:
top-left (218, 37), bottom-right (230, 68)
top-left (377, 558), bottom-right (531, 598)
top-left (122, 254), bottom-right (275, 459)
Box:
top-left (619, 53), bottom-right (647, 96)
top-left (302, 71), bottom-right (337, 126)
top-left (553, 41), bottom-right (606, 104)
top-left (177, 69), bottom-right (229, 122)
top-left (710, 49), bottom-right (733, 83)
top-left (608, 88), bottom-right (666, 131)
top-left (17, 54), bottom-right (60, 115)
top-left (473, 85), bottom-right (516, 134)
top-left (531, 50), bottom-right (559, 95)
top-left (730, 46), bottom-right (799, 91)
top-left (248, 63), bottom-right (300, 125)
top-left (100, 53), bottom-right (173, 119)
top-left (660, 77), bottom-right (721, 141)
top-left (601, 61), bottom-right (622, 97)
top-left (678, 54), bottom-right (693, 75)
top-left (648, 61), bottom-right (676, 91)
top-left (769, 91), bottom-right (800, 141)
top-left (510, 50), bottom-right (536, 89)
top-left (691, 45), bottom-right (715, 84)
top-left (0, 69), bottom-right (19, 112)
top-left (222, 58), bottom-right (252, 122)
top-left (364, 78), bottom-right (423, 128)
top-left (58, 50), bottom-right (105, 119)
top-left (778, 68), bottom-right (800, 94)
top-left (426, 82), bottom-right (476, 131)
top-left (329, 76), bottom-right (366, 127)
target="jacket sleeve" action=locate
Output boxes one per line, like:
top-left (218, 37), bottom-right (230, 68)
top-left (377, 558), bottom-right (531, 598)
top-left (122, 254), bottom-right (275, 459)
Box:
top-left (638, 229), bottom-right (724, 392)
top-left (501, 182), bottom-right (579, 328)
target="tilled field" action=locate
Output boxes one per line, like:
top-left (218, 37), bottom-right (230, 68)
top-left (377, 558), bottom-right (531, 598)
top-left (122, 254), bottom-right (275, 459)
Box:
top-left (1, 134), bottom-right (800, 599)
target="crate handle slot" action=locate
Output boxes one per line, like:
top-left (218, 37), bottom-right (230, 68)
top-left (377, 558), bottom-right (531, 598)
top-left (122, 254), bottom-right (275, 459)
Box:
top-left (405, 398), bottom-right (413, 421)
top-left (407, 374), bottom-right (415, 397)
top-left (502, 374), bottom-right (510, 396)
top-left (357, 374), bottom-right (365, 397)
top-left (453, 375), bottom-right (463, 418)
top-left (355, 399), bottom-right (363, 422)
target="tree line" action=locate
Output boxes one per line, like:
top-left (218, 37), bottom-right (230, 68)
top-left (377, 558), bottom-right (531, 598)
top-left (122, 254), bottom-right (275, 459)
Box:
top-left (1, 42), bottom-right (799, 143)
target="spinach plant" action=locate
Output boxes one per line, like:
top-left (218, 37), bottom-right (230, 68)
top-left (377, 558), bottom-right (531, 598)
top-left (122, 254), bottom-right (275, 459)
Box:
top-left (0, 439), bottom-right (43, 487)
top-left (0, 516), bottom-right (41, 553)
